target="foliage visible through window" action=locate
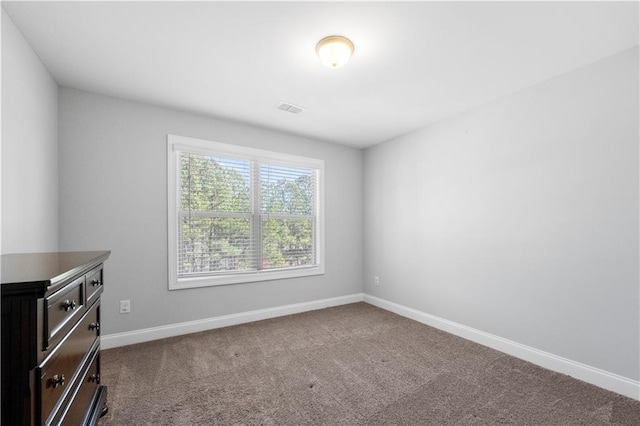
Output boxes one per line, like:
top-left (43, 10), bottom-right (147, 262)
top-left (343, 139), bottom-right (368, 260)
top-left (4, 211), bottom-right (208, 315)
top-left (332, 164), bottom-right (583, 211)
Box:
top-left (177, 151), bottom-right (318, 279)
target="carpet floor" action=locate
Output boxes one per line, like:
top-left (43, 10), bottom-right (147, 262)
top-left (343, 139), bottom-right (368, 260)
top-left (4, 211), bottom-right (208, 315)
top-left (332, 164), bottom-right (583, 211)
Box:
top-left (99, 302), bottom-right (640, 425)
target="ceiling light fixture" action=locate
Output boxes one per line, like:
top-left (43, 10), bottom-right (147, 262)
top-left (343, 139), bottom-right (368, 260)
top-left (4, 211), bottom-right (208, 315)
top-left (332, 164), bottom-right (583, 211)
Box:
top-left (316, 35), bottom-right (354, 69)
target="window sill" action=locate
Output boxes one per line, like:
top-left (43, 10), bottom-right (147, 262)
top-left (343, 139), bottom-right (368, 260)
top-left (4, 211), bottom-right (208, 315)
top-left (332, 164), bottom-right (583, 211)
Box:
top-left (169, 265), bottom-right (325, 290)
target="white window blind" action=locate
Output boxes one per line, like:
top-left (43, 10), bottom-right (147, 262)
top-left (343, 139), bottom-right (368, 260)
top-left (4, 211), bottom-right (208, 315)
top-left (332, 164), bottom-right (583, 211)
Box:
top-left (168, 135), bottom-right (324, 289)
top-left (260, 163), bottom-right (317, 271)
top-left (179, 152), bottom-right (254, 276)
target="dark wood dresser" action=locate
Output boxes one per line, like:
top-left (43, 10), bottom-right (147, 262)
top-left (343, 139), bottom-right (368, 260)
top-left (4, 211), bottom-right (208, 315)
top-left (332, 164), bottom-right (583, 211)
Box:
top-left (2, 251), bottom-right (111, 425)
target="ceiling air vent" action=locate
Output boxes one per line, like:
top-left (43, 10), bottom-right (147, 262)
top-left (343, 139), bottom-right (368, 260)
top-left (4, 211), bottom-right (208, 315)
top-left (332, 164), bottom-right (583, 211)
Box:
top-left (275, 101), bottom-right (306, 114)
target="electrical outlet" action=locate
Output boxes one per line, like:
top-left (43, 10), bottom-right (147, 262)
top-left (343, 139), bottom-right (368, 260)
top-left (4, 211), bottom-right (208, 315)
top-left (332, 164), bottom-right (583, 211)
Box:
top-left (120, 299), bottom-right (131, 314)
top-left (374, 276), bottom-right (380, 286)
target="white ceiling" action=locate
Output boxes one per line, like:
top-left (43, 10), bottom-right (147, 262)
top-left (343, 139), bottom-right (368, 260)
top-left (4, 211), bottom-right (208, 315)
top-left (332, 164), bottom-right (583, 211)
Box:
top-left (3, 1), bottom-right (638, 148)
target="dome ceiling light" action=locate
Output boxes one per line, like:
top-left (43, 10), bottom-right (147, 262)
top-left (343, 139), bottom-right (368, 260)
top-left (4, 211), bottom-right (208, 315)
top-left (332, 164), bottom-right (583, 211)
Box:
top-left (315, 35), bottom-right (354, 69)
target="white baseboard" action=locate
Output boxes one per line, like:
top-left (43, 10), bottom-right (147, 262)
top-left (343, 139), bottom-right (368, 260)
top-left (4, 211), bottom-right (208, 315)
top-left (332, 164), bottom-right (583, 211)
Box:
top-left (363, 294), bottom-right (640, 401)
top-left (102, 293), bottom-right (364, 350)
top-left (102, 291), bottom-right (638, 401)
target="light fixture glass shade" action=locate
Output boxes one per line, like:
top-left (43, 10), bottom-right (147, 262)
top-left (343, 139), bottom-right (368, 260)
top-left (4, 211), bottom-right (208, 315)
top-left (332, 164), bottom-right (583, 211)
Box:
top-left (316, 35), bottom-right (354, 69)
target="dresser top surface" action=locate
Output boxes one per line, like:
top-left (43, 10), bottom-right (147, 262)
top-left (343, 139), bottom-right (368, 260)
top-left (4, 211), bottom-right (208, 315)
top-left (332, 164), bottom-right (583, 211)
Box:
top-left (1, 251), bottom-right (110, 295)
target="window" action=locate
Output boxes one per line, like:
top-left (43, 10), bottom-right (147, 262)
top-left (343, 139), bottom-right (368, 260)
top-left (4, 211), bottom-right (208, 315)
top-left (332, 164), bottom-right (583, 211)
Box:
top-left (167, 134), bottom-right (324, 289)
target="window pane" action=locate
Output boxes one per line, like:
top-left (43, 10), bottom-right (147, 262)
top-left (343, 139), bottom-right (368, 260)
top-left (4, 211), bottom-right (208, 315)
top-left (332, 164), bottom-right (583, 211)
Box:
top-left (260, 164), bottom-right (314, 215)
top-left (181, 152), bottom-right (251, 213)
top-left (179, 216), bottom-right (254, 275)
top-left (262, 218), bottom-right (314, 270)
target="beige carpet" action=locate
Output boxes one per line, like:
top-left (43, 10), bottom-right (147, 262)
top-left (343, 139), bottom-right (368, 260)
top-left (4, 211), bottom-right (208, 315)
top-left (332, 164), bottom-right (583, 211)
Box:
top-left (99, 302), bottom-right (640, 425)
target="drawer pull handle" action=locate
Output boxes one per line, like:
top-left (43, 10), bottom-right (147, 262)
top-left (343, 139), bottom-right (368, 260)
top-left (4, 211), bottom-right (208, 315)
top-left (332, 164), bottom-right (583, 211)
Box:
top-left (52, 374), bottom-right (65, 388)
top-left (89, 374), bottom-right (100, 384)
top-left (62, 299), bottom-right (77, 311)
top-left (89, 322), bottom-right (100, 331)
top-left (91, 278), bottom-right (102, 286)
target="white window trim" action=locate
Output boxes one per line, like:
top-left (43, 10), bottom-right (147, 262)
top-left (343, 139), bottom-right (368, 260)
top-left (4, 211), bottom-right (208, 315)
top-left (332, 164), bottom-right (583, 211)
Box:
top-left (167, 134), bottom-right (325, 290)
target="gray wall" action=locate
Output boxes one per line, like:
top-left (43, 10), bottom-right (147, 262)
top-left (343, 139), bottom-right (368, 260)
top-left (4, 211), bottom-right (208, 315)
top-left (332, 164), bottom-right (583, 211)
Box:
top-left (1, 10), bottom-right (59, 254)
top-left (58, 88), bottom-right (363, 335)
top-left (363, 47), bottom-right (639, 381)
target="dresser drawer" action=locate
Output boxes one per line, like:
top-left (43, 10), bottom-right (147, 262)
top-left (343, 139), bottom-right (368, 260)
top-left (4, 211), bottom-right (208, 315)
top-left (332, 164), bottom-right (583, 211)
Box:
top-left (85, 266), bottom-right (103, 305)
top-left (39, 302), bottom-right (99, 424)
top-left (55, 346), bottom-right (102, 426)
top-left (45, 276), bottom-right (85, 351)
